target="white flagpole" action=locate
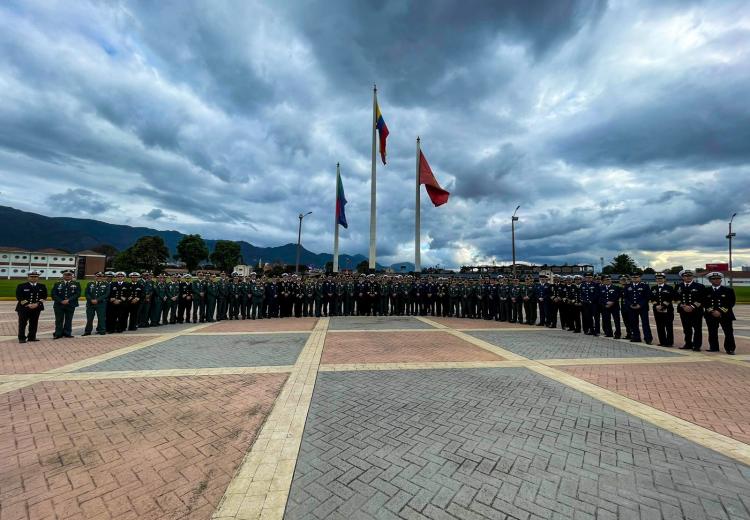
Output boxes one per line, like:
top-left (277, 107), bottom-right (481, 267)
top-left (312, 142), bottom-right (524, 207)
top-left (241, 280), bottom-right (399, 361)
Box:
top-left (369, 84), bottom-right (377, 270)
top-left (333, 163), bottom-right (340, 273)
top-left (415, 136), bottom-right (421, 273)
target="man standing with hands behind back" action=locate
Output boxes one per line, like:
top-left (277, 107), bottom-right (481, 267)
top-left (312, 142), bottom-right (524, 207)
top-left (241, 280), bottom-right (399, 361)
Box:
top-left (704, 272), bottom-right (736, 355)
top-left (16, 270), bottom-right (47, 344)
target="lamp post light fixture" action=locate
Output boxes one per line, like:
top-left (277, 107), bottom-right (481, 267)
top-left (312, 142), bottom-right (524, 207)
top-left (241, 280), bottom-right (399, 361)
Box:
top-left (296, 211), bottom-right (312, 274)
top-left (511, 205), bottom-right (520, 277)
top-left (727, 212), bottom-right (737, 287)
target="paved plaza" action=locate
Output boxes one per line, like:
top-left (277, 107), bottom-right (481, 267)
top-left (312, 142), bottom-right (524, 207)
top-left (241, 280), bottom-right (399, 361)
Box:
top-left (1, 303), bottom-right (750, 519)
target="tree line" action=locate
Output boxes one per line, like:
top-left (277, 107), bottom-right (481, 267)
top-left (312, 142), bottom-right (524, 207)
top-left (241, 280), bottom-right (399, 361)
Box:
top-left (106, 235), bottom-right (242, 275)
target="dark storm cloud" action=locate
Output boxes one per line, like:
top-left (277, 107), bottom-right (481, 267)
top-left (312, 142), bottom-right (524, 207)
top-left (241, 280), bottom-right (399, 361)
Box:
top-left (0, 0), bottom-right (748, 269)
top-left (45, 189), bottom-right (115, 214)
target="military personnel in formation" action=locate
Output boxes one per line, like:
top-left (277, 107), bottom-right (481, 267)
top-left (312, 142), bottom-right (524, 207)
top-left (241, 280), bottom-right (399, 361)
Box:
top-left (535, 274), bottom-right (548, 326)
top-left (126, 272), bottom-right (143, 331)
top-left (704, 272), bottom-right (735, 355)
top-left (250, 274), bottom-right (265, 319)
top-left (650, 272), bottom-right (676, 347)
top-left (166, 273), bottom-right (181, 324)
top-left (205, 273), bottom-right (219, 321)
top-left (138, 272), bottom-right (154, 328)
top-left (104, 271), bottom-right (116, 331)
top-left (523, 275), bottom-right (538, 326)
top-left (676, 269), bottom-right (705, 351)
top-left (579, 273), bottom-right (599, 336)
top-left (51, 269), bottom-right (81, 339)
top-left (623, 273), bottom-right (652, 344)
top-left (265, 277), bottom-right (279, 318)
top-left (16, 270), bottom-right (47, 343)
top-left (192, 272), bottom-right (207, 323)
top-left (151, 273), bottom-right (167, 326)
top-left (178, 274), bottom-right (193, 323)
top-left (108, 272), bottom-right (130, 333)
top-left (598, 275), bottom-right (621, 338)
top-left (216, 272), bottom-right (228, 320)
top-left (617, 275), bottom-right (632, 339)
top-left (83, 271), bottom-right (109, 336)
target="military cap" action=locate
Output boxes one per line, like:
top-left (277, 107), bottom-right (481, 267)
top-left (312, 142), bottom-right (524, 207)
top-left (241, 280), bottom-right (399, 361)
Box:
top-left (655, 272), bottom-right (666, 278)
top-left (115, 271), bottom-right (126, 277)
top-left (496, 275), bottom-right (504, 279)
top-left (679, 269), bottom-right (694, 277)
top-left (574, 275), bottom-right (582, 280)
top-left (584, 272), bottom-right (593, 277)
top-left (601, 274), bottom-right (611, 280)
top-left (129, 272), bottom-right (140, 277)
top-left (183, 274), bottom-right (192, 279)
top-left (61, 269), bottom-right (74, 275)
top-left (282, 273), bottom-right (289, 277)
top-left (539, 274), bottom-right (548, 278)
top-left (95, 272), bottom-right (104, 277)
top-left (707, 271), bottom-right (724, 280)
top-left (250, 272), bottom-right (257, 276)
top-left (617, 274), bottom-right (630, 281)
top-left (28, 270), bottom-right (40, 276)
top-left (105, 271), bottom-right (115, 276)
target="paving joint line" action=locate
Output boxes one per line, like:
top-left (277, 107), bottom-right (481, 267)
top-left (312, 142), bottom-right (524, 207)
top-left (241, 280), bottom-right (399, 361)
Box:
top-left (212, 317), bottom-right (329, 520)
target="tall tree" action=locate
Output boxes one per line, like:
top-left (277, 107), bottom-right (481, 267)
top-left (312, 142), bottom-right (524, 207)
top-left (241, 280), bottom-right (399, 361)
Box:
top-left (356, 260), bottom-right (369, 274)
top-left (608, 254), bottom-right (639, 274)
top-left (176, 234), bottom-right (209, 272)
top-left (112, 236), bottom-right (168, 274)
top-left (210, 240), bottom-right (241, 274)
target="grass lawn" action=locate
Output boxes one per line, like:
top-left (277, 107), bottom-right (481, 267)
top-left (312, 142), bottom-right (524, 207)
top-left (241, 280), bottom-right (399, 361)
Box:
top-left (0, 278), bottom-right (91, 300)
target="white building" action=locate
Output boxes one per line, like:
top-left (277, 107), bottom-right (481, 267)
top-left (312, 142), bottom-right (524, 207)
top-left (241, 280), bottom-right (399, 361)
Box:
top-left (0, 247), bottom-right (77, 279)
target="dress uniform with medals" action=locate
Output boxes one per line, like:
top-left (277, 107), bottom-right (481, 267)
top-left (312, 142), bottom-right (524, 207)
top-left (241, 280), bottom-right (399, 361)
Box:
top-left (624, 273), bottom-right (652, 344)
top-left (597, 275), bottom-right (621, 338)
top-left (84, 272), bottom-right (110, 335)
top-left (109, 272), bottom-right (129, 332)
top-left (650, 273), bottom-right (675, 347)
top-left (675, 269), bottom-right (705, 350)
top-left (16, 270), bottom-right (48, 343)
top-left (704, 272), bottom-right (736, 354)
top-left (126, 272), bottom-right (143, 330)
top-left (51, 269), bottom-right (81, 339)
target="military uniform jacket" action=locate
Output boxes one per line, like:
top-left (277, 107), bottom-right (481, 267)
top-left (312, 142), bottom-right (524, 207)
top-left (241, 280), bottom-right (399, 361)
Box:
top-left (16, 282), bottom-right (48, 312)
top-left (579, 282), bottom-right (597, 304)
top-left (564, 284), bottom-right (580, 304)
top-left (192, 280), bottom-right (206, 300)
top-left (206, 281), bottom-right (219, 298)
top-left (251, 282), bottom-right (265, 299)
top-left (265, 283), bottom-right (278, 300)
top-left (650, 284), bottom-right (676, 309)
top-left (166, 282), bottom-right (180, 299)
top-left (704, 285), bottom-right (735, 320)
top-left (128, 281), bottom-right (144, 303)
top-left (85, 281), bottom-right (110, 305)
top-left (676, 281), bottom-right (705, 310)
top-left (141, 280), bottom-right (154, 302)
top-left (624, 282), bottom-right (650, 308)
top-left (597, 285), bottom-right (620, 308)
top-left (179, 281), bottom-right (193, 300)
top-left (52, 280), bottom-right (81, 308)
top-left (109, 281), bottom-right (129, 302)
top-left (154, 282), bottom-right (168, 301)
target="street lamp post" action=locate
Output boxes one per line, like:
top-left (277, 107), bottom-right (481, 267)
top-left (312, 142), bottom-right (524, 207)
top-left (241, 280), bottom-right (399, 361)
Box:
top-left (727, 212), bottom-right (737, 287)
top-left (511, 205), bottom-right (520, 277)
top-left (296, 211), bottom-right (312, 274)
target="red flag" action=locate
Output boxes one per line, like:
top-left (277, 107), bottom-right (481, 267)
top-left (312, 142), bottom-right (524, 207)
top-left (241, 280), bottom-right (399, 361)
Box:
top-left (419, 151), bottom-right (450, 206)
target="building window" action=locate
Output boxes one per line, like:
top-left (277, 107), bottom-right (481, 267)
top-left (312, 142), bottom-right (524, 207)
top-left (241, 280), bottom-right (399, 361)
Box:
top-left (14, 255), bottom-right (19, 259)
top-left (53, 257), bottom-right (58, 261)
top-left (22, 256), bottom-right (27, 259)
top-left (13, 269), bottom-right (18, 273)
top-left (34, 256), bottom-right (39, 260)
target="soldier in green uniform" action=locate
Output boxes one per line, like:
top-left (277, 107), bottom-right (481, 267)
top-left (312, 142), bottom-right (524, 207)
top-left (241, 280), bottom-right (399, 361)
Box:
top-left (449, 279), bottom-right (461, 317)
top-left (192, 272), bottom-right (207, 323)
top-left (313, 277), bottom-right (324, 317)
top-left (83, 271), bottom-right (110, 336)
top-left (51, 269), bottom-right (81, 339)
top-left (138, 272), bottom-right (154, 328)
top-left (151, 273), bottom-right (167, 326)
top-left (335, 276), bottom-right (346, 316)
top-left (217, 272), bottom-right (229, 320)
top-left (250, 274), bottom-right (265, 319)
top-left (378, 276), bottom-right (390, 316)
top-left (166, 273), bottom-right (181, 324)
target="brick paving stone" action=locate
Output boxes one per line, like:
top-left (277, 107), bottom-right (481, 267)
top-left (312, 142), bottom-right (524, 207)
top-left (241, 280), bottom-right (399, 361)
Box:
top-left (0, 335), bottom-right (160, 374)
top-left (322, 331), bottom-right (504, 364)
top-left (329, 317), bottom-right (437, 330)
top-left (284, 368), bottom-right (750, 520)
top-left (0, 373), bottom-right (287, 520)
top-left (467, 330), bottom-right (682, 359)
top-left (561, 362), bottom-right (750, 444)
top-left (76, 333), bottom-right (307, 372)
top-left (197, 317), bottom-right (318, 333)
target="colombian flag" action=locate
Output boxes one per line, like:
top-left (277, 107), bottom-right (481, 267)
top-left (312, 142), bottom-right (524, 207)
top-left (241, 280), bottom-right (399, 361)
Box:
top-left (336, 168), bottom-right (348, 228)
top-left (375, 102), bottom-right (389, 164)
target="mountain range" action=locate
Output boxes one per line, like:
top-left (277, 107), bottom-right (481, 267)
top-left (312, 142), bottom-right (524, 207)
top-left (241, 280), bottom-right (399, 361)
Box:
top-left (0, 205), bottom-right (408, 270)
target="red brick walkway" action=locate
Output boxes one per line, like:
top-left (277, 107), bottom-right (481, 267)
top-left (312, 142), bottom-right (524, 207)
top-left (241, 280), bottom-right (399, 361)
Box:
top-left (322, 331), bottom-right (505, 364)
top-left (0, 335), bottom-right (160, 374)
top-left (561, 362), bottom-right (750, 444)
top-left (0, 374), bottom-right (287, 520)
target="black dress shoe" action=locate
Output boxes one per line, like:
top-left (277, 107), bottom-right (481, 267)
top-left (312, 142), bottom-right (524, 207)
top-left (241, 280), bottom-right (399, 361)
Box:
top-left (28, 338), bottom-right (39, 342)
top-left (82, 332), bottom-right (91, 336)
top-left (18, 339), bottom-right (26, 344)
top-left (679, 345), bottom-right (692, 350)
top-left (97, 332), bottom-right (106, 335)
top-left (614, 334), bottom-right (621, 339)
top-left (630, 339), bottom-right (641, 343)
top-left (708, 349), bottom-right (720, 352)
top-left (692, 347), bottom-right (701, 352)
top-left (727, 351), bottom-right (735, 355)
top-left (645, 340), bottom-right (652, 345)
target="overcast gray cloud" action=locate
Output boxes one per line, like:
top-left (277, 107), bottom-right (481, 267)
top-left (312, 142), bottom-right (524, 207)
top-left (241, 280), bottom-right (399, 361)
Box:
top-left (1, 0), bottom-right (749, 270)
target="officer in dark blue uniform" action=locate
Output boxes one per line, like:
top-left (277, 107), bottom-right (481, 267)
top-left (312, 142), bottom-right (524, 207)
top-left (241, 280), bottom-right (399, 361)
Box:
top-left (597, 275), bottom-right (621, 338)
top-left (109, 271), bottom-right (130, 332)
top-left (16, 270), bottom-right (47, 343)
top-left (579, 273), bottom-right (599, 336)
top-left (535, 274), bottom-right (548, 326)
top-left (676, 269), bottom-right (705, 351)
top-left (624, 273), bottom-right (652, 344)
top-left (650, 272), bottom-right (676, 347)
top-left (704, 272), bottom-right (736, 354)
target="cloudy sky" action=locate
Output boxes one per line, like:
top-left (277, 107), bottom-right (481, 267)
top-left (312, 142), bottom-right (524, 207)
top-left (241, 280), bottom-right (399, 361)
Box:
top-left (1, 0), bottom-right (749, 270)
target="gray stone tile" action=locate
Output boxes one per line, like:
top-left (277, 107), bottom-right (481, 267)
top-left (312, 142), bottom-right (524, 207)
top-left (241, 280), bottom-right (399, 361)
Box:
top-left (284, 368), bottom-right (750, 520)
top-left (466, 330), bottom-right (682, 359)
top-left (76, 333), bottom-right (307, 371)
